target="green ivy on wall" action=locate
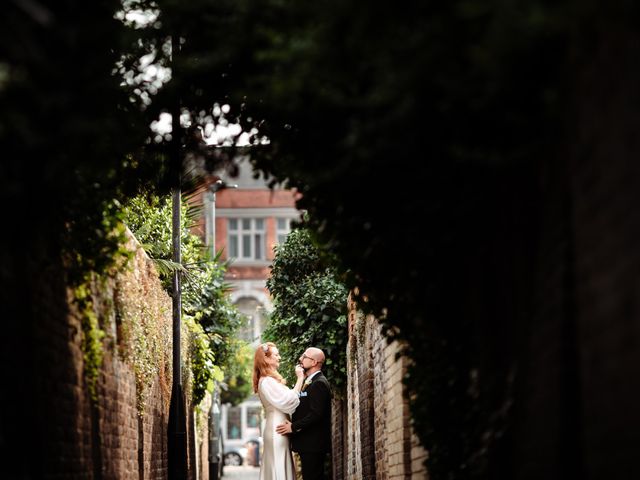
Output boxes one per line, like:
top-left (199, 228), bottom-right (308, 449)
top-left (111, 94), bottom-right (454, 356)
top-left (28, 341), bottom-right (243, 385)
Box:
top-left (114, 245), bottom-right (173, 413)
top-left (122, 193), bottom-right (246, 407)
top-left (74, 279), bottom-right (106, 402)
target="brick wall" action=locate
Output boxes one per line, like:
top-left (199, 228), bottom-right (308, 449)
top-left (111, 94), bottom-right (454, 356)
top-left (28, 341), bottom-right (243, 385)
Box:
top-left (214, 188), bottom-right (298, 209)
top-left (337, 294), bottom-right (428, 480)
top-left (567, 30), bottom-right (640, 479)
top-left (331, 397), bottom-right (347, 480)
top-left (502, 29), bottom-right (640, 480)
top-left (21, 230), bottom-right (200, 479)
top-left (195, 395), bottom-right (211, 480)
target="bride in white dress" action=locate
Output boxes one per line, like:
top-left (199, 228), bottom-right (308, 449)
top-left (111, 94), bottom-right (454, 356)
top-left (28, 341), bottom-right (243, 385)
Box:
top-left (253, 342), bottom-right (304, 480)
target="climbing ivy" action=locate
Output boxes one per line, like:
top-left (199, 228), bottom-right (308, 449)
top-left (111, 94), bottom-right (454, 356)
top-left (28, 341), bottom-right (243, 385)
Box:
top-left (114, 245), bottom-right (173, 413)
top-left (122, 193), bottom-right (246, 406)
top-left (73, 279), bottom-right (106, 402)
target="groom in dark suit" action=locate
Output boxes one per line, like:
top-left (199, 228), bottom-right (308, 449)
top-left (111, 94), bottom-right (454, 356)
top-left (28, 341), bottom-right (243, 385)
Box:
top-left (276, 347), bottom-right (332, 480)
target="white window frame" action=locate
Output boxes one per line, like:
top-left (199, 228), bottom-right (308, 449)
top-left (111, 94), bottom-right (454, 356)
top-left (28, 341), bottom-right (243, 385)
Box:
top-left (227, 218), bottom-right (266, 262)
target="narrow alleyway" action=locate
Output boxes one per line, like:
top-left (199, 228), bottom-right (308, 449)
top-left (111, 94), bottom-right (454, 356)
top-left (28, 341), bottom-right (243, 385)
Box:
top-left (222, 465), bottom-right (260, 479)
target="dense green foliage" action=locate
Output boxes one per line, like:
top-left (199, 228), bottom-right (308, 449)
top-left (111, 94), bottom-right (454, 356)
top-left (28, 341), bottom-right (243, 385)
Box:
top-left (127, 1), bottom-right (638, 478)
top-left (122, 194), bottom-right (246, 405)
top-left (4, 1), bottom-right (638, 478)
top-left (262, 228), bottom-right (348, 395)
top-left (1, 2), bottom-right (172, 287)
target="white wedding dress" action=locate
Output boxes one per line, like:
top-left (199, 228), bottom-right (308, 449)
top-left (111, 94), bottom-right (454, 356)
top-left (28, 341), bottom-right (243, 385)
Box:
top-left (258, 376), bottom-right (300, 480)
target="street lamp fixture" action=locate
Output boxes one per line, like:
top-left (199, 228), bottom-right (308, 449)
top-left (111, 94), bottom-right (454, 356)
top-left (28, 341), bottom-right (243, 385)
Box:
top-left (210, 178), bottom-right (239, 194)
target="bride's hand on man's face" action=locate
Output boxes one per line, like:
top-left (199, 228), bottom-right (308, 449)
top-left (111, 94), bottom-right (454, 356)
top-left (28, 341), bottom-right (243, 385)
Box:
top-left (295, 364), bottom-right (305, 378)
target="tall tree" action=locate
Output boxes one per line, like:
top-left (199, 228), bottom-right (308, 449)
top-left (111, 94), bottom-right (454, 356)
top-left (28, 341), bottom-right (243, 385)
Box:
top-left (262, 227), bottom-right (348, 394)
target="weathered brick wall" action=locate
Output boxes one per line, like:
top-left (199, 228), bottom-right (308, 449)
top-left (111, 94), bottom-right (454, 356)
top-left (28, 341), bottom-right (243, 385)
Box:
top-left (141, 379), bottom-right (171, 479)
top-left (195, 395), bottom-right (211, 480)
top-left (340, 295), bottom-right (428, 480)
top-left (380, 327), bottom-right (427, 480)
top-left (372, 319), bottom-right (388, 480)
top-left (33, 270), bottom-right (95, 478)
top-left (95, 350), bottom-right (140, 479)
top-left (345, 333), bottom-right (363, 479)
top-left (331, 396), bottom-right (347, 480)
top-left (503, 30), bottom-right (640, 480)
top-left (567, 30), bottom-right (640, 479)
top-left (24, 230), bottom-right (200, 479)
top-left (358, 316), bottom-right (377, 480)
top-left (383, 339), bottom-right (409, 480)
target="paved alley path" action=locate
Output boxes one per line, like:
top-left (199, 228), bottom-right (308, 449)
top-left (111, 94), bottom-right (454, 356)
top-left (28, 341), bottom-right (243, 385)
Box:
top-left (222, 465), bottom-right (260, 479)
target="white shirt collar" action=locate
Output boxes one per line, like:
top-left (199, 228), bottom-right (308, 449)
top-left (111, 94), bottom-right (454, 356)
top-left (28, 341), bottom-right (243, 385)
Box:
top-left (306, 370), bottom-right (321, 381)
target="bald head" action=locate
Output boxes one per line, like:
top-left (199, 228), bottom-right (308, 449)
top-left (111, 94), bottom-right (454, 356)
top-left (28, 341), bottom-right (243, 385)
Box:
top-left (299, 347), bottom-right (326, 375)
top-left (306, 347), bottom-right (325, 364)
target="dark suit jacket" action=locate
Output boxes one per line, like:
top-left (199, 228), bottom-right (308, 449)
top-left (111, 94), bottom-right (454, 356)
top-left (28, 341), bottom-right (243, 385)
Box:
top-left (291, 371), bottom-right (332, 453)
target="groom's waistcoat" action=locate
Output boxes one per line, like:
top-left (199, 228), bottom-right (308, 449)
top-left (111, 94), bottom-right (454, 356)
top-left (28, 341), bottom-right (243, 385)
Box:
top-left (291, 372), bottom-right (332, 453)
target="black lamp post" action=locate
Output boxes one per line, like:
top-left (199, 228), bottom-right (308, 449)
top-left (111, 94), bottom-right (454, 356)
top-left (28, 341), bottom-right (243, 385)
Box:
top-left (167, 33), bottom-right (187, 480)
top-left (168, 186), bottom-right (187, 480)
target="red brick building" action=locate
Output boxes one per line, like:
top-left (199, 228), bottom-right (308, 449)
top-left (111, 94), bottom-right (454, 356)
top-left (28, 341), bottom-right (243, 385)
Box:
top-left (192, 158), bottom-right (301, 342)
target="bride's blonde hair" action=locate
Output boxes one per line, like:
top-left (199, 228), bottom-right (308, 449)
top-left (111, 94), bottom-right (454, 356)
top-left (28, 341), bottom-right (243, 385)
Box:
top-left (253, 342), bottom-right (286, 393)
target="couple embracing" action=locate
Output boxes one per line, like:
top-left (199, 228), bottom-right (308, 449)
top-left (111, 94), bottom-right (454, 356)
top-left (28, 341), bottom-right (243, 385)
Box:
top-left (253, 342), bottom-right (332, 480)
